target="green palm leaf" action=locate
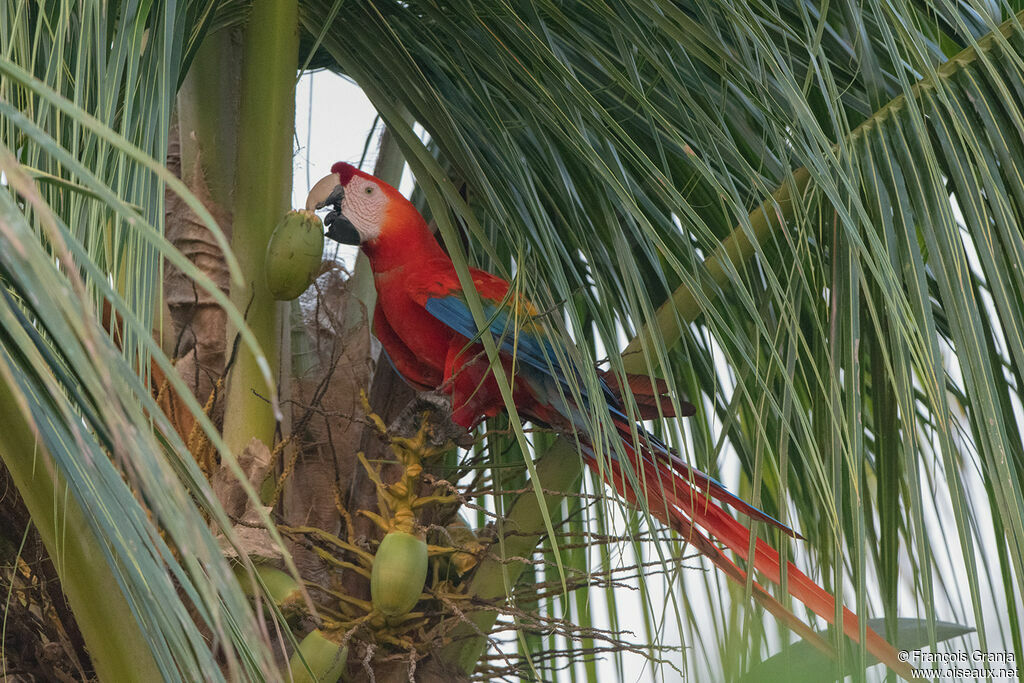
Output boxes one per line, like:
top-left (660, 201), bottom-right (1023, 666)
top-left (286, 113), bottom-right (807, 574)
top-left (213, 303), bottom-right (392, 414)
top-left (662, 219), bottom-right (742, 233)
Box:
top-left (2, 0), bottom-right (1021, 679)
top-left (1, 0), bottom-right (287, 678)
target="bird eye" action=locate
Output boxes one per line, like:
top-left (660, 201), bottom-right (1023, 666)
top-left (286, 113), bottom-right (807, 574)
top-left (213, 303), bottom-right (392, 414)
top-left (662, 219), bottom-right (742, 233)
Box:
top-left (365, 187), bottom-right (373, 194)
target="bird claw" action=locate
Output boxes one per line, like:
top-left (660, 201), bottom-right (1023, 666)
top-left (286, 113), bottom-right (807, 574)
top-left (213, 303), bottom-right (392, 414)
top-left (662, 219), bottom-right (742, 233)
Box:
top-left (388, 392), bottom-right (475, 450)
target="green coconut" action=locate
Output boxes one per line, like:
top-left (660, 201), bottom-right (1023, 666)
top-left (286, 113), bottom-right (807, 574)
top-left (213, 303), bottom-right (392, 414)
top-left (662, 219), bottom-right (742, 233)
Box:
top-left (289, 629), bottom-right (347, 683)
top-left (370, 531), bottom-right (429, 617)
top-left (265, 209), bottom-right (324, 300)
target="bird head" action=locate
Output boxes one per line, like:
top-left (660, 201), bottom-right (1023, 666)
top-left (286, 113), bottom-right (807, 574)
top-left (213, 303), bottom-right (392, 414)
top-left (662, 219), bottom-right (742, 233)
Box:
top-left (305, 162), bottom-right (400, 246)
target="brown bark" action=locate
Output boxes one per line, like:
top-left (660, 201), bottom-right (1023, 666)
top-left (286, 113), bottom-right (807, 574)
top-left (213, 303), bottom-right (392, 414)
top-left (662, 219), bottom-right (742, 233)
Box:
top-left (164, 30), bottom-right (243, 415)
top-left (0, 466), bottom-right (90, 681)
top-left (283, 263), bottom-right (376, 588)
top-left (164, 117), bottom-right (231, 415)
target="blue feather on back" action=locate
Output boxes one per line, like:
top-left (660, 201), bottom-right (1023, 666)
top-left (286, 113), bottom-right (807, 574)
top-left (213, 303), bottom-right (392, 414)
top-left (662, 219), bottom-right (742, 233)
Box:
top-left (424, 295), bottom-right (615, 404)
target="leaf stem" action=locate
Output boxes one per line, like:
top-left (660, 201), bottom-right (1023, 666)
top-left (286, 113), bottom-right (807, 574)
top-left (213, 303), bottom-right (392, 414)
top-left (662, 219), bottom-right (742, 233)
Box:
top-left (0, 366), bottom-right (161, 682)
top-left (622, 8), bottom-right (1024, 373)
top-left (222, 0), bottom-right (299, 453)
top-left (439, 438), bottom-right (583, 673)
top-left (622, 167), bottom-right (810, 372)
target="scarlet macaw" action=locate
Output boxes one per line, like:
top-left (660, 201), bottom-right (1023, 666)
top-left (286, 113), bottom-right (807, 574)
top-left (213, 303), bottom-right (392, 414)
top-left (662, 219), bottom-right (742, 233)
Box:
top-left (306, 162), bottom-right (911, 678)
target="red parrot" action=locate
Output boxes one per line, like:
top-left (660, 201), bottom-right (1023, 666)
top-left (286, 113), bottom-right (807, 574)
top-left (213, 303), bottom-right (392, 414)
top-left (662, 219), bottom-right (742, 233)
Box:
top-left (306, 162), bottom-right (912, 679)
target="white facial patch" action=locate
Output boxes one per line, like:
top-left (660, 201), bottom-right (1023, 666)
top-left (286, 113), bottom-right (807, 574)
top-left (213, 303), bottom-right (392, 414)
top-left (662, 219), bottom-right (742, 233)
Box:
top-left (341, 176), bottom-right (388, 241)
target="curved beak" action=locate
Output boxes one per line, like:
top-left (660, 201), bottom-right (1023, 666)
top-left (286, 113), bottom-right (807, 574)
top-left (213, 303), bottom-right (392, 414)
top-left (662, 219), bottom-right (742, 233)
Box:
top-left (305, 173), bottom-right (341, 210)
top-left (305, 173), bottom-right (361, 246)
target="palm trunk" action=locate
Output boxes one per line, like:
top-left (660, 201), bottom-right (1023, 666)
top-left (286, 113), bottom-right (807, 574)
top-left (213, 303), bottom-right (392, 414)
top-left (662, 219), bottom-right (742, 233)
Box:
top-left (221, 0), bottom-right (299, 454)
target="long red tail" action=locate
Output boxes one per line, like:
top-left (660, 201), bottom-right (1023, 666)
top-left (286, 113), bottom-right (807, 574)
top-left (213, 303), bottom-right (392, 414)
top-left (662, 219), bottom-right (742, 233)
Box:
top-left (586, 424), bottom-right (915, 680)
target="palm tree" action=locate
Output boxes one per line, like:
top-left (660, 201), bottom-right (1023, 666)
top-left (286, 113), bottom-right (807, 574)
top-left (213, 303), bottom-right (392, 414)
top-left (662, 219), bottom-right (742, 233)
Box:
top-left (2, 1), bottom-right (1021, 680)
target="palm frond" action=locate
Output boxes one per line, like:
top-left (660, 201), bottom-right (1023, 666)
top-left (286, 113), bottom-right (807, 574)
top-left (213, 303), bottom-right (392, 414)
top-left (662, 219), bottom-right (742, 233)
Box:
top-left (1, 0), bottom-right (287, 678)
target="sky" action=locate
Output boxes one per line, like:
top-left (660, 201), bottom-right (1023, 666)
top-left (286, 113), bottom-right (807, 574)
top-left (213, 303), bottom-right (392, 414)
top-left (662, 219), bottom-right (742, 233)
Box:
top-left (293, 71), bottom-right (378, 211)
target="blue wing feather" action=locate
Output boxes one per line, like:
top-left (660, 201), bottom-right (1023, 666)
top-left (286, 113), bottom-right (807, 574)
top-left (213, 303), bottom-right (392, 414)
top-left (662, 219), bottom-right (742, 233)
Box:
top-left (424, 295), bottom-right (615, 403)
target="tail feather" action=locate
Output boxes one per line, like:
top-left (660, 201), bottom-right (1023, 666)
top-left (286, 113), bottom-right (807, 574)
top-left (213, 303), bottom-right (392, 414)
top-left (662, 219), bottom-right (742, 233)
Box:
top-left (681, 488), bottom-right (899, 651)
top-left (600, 370), bottom-right (695, 419)
top-left (528, 367), bottom-right (914, 679)
top-left (606, 410), bottom-right (798, 536)
top-left (586, 449), bottom-right (915, 680)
